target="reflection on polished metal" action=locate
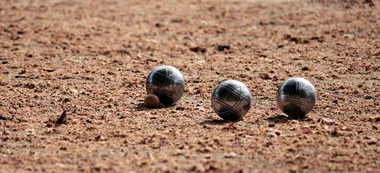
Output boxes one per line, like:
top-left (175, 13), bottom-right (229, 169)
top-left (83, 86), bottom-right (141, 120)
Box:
top-left (146, 65), bottom-right (185, 106)
top-left (277, 77), bottom-right (317, 119)
top-left (211, 80), bottom-right (252, 121)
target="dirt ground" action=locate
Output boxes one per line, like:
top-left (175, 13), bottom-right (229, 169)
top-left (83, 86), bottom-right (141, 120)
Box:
top-left (0, 0), bottom-right (379, 172)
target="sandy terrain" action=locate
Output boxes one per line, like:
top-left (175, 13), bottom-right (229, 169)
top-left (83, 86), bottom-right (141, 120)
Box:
top-left (0, 0), bottom-right (379, 172)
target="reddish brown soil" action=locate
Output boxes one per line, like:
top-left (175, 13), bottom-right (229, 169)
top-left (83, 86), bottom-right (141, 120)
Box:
top-left (1, 0), bottom-right (379, 172)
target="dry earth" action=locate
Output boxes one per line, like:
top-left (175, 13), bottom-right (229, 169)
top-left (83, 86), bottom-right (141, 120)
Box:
top-left (0, 0), bottom-right (379, 172)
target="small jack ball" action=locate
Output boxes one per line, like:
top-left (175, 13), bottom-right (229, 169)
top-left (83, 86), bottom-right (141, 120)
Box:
top-left (146, 65), bottom-right (185, 106)
top-left (144, 94), bottom-right (160, 108)
top-left (277, 77), bottom-right (317, 119)
top-left (211, 80), bottom-right (252, 122)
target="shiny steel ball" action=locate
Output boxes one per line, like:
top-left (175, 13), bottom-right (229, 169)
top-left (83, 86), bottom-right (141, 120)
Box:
top-left (211, 80), bottom-right (252, 121)
top-left (276, 77), bottom-right (317, 119)
top-left (146, 65), bottom-right (185, 106)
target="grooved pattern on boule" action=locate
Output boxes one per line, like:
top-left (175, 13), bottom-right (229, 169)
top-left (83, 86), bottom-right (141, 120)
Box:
top-left (211, 80), bottom-right (252, 121)
top-left (146, 65), bottom-right (185, 106)
top-left (277, 77), bottom-right (317, 119)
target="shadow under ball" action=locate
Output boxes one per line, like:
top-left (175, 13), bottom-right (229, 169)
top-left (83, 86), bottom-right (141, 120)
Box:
top-left (146, 65), bottom-right (185, 106)
top-left (277, 77), bottom-right (317, 119)
top-left (211, 80), bottom-right (252, 122)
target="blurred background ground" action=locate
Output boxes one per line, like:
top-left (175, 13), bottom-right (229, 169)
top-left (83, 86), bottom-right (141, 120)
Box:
top-left (0, 0), bottom-right (379, 172)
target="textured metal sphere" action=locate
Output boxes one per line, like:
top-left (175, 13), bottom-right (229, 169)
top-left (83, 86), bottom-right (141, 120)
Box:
top-left (146, 65), bottom-right (185, 106)
top-left (211, 80), bottom-right (252, 121)
top-left (277, 77), bottom-right (317, 119)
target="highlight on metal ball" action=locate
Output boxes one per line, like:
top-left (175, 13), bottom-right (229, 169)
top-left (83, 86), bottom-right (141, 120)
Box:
top-left (146, 65), bottom-right (185, 106)
top-left (211, 80), bottom-right (252, 122)
top-left (276, 77), bottom-right (317, 119)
